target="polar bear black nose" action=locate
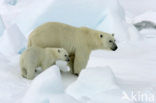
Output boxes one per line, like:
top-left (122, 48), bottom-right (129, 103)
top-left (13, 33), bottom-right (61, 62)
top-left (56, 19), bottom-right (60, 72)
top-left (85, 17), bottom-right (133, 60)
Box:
top-left (112, 46), bottom-right (118, 51)
top-left (111, 43), bottom-right (118, 51)
top-left (66, 57), bottom-right (70, 62)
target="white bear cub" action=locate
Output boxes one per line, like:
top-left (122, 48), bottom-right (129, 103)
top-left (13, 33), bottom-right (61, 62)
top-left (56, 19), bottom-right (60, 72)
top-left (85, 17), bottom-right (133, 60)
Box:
top-left (20, 46), bottom-right (70, 80)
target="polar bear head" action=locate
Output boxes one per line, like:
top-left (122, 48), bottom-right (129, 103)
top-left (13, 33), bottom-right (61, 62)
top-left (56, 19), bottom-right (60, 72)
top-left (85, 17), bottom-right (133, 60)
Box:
top-left (80, 27), bottom-right (117, 51)
top-left (55, 48), bottom-right (70, 62)
top-left (97, 33), bottom-right (118, 51)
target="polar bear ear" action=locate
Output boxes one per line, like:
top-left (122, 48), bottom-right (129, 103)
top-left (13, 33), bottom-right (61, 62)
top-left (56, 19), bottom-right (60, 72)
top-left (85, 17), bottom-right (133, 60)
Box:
top-left (112, 33), bottom-right (114, 37)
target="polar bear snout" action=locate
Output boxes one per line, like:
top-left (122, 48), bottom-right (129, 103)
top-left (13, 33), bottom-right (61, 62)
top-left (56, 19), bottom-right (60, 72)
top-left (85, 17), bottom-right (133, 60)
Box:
top-left (111, 43), bottom-right (118, 51)
top-left (65, 57), bottom-right (70, 62)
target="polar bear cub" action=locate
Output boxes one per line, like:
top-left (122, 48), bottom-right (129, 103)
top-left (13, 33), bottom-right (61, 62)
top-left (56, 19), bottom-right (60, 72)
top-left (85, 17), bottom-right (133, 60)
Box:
top-left (20, 46), bottom-right (70, 80)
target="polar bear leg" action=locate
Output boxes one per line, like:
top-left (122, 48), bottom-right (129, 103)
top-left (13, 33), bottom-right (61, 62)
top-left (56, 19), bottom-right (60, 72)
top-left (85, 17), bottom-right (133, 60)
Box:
top-left (68, 54), bottom-right (75, 73)
top-left (74, 52), bottom-right (89, 74)
top-left (27, 66), bottom-right (36, 80)
top-left (21, 67), bottom-right (27, 78)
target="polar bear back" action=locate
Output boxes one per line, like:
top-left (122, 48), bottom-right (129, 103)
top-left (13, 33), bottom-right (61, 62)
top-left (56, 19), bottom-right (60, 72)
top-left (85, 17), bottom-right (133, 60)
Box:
top-left (28, 22), bottom-right (100, 54)
top-left (28, 22), bottom-right (80, 53)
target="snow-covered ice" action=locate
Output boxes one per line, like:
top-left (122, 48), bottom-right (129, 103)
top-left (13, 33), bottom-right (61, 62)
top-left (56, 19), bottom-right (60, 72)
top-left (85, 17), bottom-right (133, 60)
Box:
top-left (56, 60), bottom-right (70, 72)
top-left (0, 16), bottom-right (5, 36)
top-left (49, 94), bottom-right (80, 103)
top-left (15, 0), bottom-right (54, 36)
top-left (22, 66), bottom-right (64, 103)
top-left (87, 39), bottom-right (156, 83)
top-left (95, 0), bottom-right (140, 41)
top-left (0, 55), bottom-right (30, 103)
top-left (65, 66), bottom-right (133, 103)
top-left (0, 0), bottom-right (139, 42)
top-left (66, 66), bottom-right (118, 100)
top-left (4, 0), bottom-right (18, 5)
top-left (87, 89), bottom-right (132, 103)
top-left (0, 24), bottom-right (26, 57)
top-left (132, 11), bottom-right (156, 24)
top-left (22, 65), bottom-right (130, 103)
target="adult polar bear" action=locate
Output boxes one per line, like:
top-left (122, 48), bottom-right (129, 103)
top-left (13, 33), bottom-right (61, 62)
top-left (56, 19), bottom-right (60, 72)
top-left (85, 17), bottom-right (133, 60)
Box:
top-left (28, 22), bottom-right (117, 74)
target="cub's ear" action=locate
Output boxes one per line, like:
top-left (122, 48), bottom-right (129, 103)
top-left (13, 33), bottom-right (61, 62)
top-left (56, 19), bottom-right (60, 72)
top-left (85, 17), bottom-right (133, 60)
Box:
top-left (58, 49), bottom-right (60, 53)
top-left (112, 33), bottom-right (114, 37)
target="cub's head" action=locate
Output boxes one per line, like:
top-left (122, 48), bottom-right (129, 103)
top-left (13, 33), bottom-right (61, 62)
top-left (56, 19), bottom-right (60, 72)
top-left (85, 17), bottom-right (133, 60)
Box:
top-left (56, 48), bottom-right (70, 62)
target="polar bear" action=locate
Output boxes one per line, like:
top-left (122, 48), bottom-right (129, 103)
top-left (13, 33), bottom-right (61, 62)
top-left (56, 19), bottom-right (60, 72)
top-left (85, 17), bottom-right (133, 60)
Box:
top-left (20, 46), bottom-right (70, 79)
top-left (28, 22), bottom-right (118, 74)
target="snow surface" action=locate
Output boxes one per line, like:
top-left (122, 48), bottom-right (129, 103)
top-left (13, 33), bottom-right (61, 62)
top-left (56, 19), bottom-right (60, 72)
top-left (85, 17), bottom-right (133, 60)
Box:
top-left (22, 66), bottom-right (64, 103)
top-left (0, 24), bottom-right (26, 57)
top-left (66, 66), bottom-right (119, 100)
top-left (87, 39), bottom-right (156, 83)
top-left (132, 11), bottom-right (156, 24)
top-left (56, 60), bottom-right (70, 72)
top-left (22, 66), bottom-right (131, 103)
top-left (0, 16), bottom-right (5, 36)
top-left (49, 94), bottom-right (80, 103)
top-left (119, 0), bottom-right (156, 18)
top-left (4, 0), bottom-right (18, 5)
top-left (0, 0), bottom-right (156, 103)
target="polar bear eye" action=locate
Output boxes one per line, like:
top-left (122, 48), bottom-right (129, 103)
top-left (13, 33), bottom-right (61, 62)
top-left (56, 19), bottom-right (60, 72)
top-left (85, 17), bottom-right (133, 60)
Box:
top-left (100, 34), bottom-right (103, 38)
top-left (64, 55), bottom-right (67, 57)
top-left (58, 49), bottom-right (60, 53)
top-left (109, 40), bottom-right (112, 43)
